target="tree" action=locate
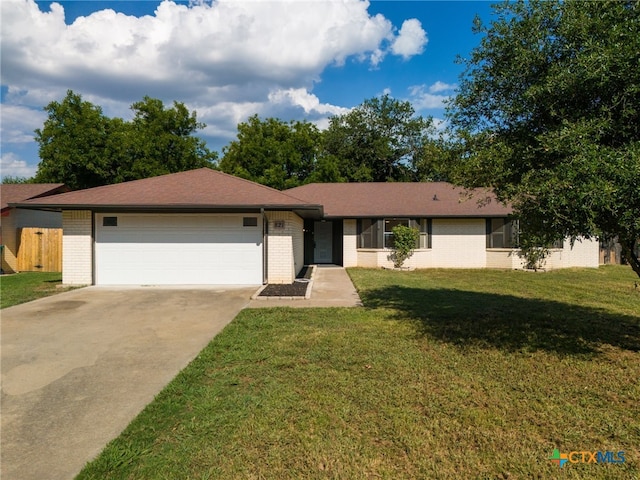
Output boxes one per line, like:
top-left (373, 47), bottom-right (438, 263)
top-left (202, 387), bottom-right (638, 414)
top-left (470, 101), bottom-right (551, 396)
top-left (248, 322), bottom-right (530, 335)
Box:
top-left (35, 91), bottom-right (112, 190)
top-left (118, 97), bottom-right (217, 182)
top-left (1, 176), bottom-right (33, 184)
top-left (447, 0), bottom-right (640, 277)
top-left (218, 115), bottom-right (321, 189)
top-left (323, 95), bottom-right (436, 182)
top-left (34, 91), bottom-right (216, 189)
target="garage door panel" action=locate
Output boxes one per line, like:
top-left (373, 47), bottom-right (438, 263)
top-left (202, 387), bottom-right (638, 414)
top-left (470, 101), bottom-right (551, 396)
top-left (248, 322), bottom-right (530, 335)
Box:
top-left (95, 214), bottom-right (262, 285)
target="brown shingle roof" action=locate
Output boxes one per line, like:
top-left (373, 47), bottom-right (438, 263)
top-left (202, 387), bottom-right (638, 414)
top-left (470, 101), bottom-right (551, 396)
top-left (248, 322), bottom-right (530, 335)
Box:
top-left (1, 183), bottom-right (68, 212)
top-left (12, 169), bottom-right (322, 213)
top-left (286, 182), bottom-right (512, 218)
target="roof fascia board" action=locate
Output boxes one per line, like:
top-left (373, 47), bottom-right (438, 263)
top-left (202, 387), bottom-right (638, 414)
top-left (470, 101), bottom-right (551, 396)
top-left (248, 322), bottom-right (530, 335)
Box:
top-left (9, 203), bottom-right (323, 215)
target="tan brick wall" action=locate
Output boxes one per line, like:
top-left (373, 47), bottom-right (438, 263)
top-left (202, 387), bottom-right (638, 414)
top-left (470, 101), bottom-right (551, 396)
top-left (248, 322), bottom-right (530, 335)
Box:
top-left (357, 249), bottom-right (432, 269)
top-left (486, 249), bottom-right (527, 269)
top-left (265, 211), bottom-right (303, 284)
top-left (62, 210), bottom-right (93, 285)
top-left (1, 212), bottom-right (18, 273)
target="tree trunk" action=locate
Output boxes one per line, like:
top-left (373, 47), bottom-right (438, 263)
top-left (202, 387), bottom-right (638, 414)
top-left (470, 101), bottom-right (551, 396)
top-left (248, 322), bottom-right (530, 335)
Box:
top-left (619, 238), bottom-right (640, 279)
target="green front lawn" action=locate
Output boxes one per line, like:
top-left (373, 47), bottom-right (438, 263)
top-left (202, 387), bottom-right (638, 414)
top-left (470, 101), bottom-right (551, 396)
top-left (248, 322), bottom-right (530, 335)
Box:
top-left (78, 266), bottom-right (639, 479)
top-left (0, 272), bottom-right (73, 309)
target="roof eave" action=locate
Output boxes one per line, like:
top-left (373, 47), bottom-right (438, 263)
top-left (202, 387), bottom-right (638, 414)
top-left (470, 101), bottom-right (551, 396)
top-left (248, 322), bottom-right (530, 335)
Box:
top-left (9, 202), bottom-right (324, 216)
top-left (323, 212), bottom-right (512, 219)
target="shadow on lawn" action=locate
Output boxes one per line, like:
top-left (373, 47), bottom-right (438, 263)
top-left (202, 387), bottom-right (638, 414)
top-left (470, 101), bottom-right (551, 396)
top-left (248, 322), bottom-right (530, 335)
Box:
top-left (361, 286), bottom-right (640, 356)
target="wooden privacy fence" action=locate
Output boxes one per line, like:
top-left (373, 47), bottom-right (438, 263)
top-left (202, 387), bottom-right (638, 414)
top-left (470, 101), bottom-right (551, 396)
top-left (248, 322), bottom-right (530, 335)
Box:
top-left (17, 227), bottom-right (62, 272)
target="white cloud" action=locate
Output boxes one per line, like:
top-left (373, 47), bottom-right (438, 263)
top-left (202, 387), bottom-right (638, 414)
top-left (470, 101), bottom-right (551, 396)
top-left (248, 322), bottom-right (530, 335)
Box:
top-left (268, 88), bottom-right (349, 117)
top-left (409, 82), bottom-right (457, 110)
top-left (0, 104), bottom-right (46, 143)
top-left (0, 152), bottom-right (37, 179)
top-left (0, 0), bottom-right (428, 154)
top-left (391, 19), bottom-right (428, 59)
top-left (1, 0), bottom-right (421, 95)
top-left (428, 81), bottom-right (457, 94)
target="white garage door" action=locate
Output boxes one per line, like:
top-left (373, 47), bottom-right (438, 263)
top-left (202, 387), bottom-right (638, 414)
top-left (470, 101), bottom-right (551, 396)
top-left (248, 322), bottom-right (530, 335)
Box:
top-left (95, 213), bottom-right (263, 285)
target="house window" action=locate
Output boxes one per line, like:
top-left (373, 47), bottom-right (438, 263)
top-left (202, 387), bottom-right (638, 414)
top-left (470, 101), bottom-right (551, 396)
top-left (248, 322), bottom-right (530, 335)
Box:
top-left (384, 218), bottom-right (410, 248)
top-left (103, 216), bottom-right (118, 227)
top-left (243, 217), bottom-right (258, 227)
top-left (417, 218), bottom-right (432, 249)
top-left (357, 218), bottom-right (382, 248)
top-left (486, 218), bottom-right (517, 248)
top-left (357, 218), bottom-right (431, 249)
top-left (487, 218), bottom-right (564, 249)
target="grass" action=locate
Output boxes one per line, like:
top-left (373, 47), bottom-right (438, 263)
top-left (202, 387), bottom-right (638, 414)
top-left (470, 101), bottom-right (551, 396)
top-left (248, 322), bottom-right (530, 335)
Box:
top-left (0, 272), bottom-right (74, 308)
top-left (78, 266), bottom-right (639, 479)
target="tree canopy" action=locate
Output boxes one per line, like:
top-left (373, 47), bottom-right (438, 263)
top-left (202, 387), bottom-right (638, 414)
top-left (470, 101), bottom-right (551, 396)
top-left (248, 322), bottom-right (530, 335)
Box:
top-left (218, 116), bottom-right (321, 190)
top-left (34, 91), bottom-right (216, 189)
top-left (447, 0), bottom-right (640, 276)
top-left (323, 95), bottom-right (436, 182)
top-left (219, 95), bottom-right (441, 188)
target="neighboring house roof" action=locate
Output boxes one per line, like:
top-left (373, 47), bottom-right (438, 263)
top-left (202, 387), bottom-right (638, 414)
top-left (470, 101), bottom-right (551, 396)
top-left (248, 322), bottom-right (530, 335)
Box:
top-left (1, 183), bottom-right (68, 214)
top-left (12, 168), bottom-right (323, 215)
top-left (286, 182), bottom-right (512, 218)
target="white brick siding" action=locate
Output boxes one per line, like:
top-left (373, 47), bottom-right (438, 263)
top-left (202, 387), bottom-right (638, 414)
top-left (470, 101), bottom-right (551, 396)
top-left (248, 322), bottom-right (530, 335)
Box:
top-left (265, 211), bottom-right (303, 284)
top-left (351, 218), bottom-right (487, 269)
top-left (357, 249), bottom-right (433, 269)
top-left (342, 219), bottom-right (358, 267)
top-left (431, 219), bottom-right (486, 268)
top-left (62, 210), bottom-right (93, 285)
top-left (348, 218), bottom-right (597, 271)
top-left (561, 237), bottom-right (599, 268)
top-left (486, 249), bottom-right (527, 269)
top-left (543, 237), bottom-right (599, 270)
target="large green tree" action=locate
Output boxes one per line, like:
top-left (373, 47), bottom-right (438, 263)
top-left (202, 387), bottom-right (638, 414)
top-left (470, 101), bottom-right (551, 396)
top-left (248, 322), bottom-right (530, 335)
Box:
top-left (34, 91), bottom-right (216, 189)
top-left (218, 115), bottom-right (321, 189)
top-left (448, 0), bottom-right (640, 276)
top-left (35, 91), bottom-right (112, 189)
top-left (323, 95), bottom-right (435, 182)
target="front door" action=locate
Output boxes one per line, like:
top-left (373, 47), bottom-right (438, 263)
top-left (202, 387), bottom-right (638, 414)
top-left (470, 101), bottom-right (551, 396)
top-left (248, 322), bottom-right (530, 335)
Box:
top-left (314, 221), bottom-right (333, 263)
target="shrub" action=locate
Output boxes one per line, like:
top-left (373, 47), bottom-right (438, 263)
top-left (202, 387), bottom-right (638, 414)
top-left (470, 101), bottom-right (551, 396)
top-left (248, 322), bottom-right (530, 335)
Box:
top-left (388, 225), bottom-right (420, 268)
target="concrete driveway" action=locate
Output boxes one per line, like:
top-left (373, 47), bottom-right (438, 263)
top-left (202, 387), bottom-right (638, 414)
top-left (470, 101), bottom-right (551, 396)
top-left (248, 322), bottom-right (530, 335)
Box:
top-left (1, 285), bottom-right (256, 480)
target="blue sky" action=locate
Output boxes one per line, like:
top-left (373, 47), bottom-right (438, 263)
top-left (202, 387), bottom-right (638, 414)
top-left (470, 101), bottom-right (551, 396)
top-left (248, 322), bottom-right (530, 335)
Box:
top-left (1, 0), bottom-right (495, 179)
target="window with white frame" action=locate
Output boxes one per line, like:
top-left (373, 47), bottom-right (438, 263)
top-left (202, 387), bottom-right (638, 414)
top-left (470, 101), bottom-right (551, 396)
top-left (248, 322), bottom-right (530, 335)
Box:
top-left (357, 218), bottom-right (431, 249)
top-left (384, 218), bottom-right (409, 248)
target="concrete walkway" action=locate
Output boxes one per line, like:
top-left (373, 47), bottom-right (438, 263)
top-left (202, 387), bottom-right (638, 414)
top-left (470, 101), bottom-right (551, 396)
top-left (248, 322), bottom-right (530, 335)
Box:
top-left (248, 265), bottom-right (362, 308)
top-left (1, 285), bottom-right (256, 480)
